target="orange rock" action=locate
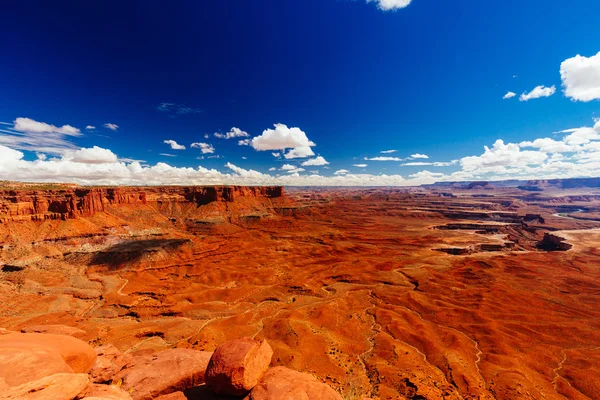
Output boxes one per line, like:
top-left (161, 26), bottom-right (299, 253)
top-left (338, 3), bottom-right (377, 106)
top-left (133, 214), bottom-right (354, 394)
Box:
top-left (79, 383), bottom-right (133, 400)
top-left (3, 373), bottom-right (89, 400)
top-left (205, 338), bottom-right (274, 396)
top-left (114, 348), bottom-right (213, 400)
top-left (21, 324), bottom-right (87, 338)
top-left (90, 344), bottom-right (133, 383)
top-left (0, 346), bottom-right (73, 386)
top-left (154, 392), bottom-right (187, 400)
top-left (0, 333), bottom-right (96, 374)
top-left (246, 367), bottom-right (343, 400)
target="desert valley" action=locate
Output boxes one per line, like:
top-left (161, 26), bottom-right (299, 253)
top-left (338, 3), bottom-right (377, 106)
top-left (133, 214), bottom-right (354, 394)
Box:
top-left (0, 180), bottom-right (599, 399)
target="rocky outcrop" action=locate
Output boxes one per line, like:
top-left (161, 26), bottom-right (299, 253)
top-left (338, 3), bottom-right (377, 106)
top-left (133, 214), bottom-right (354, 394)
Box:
top-left (0, 185), bottom-right (284, 223)
top-left (205, 338), bottom-right (273, 396)
top-left (247, 367), bottom-right (343, 400)
top-left (0, 332), bottom-right (345, 400)
top-left (114, 348), bottom-right (213, 400)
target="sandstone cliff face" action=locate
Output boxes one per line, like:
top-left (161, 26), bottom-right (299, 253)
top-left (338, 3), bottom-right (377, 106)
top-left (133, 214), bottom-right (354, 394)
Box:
top-left (0, 186), bottom-right (284, 223)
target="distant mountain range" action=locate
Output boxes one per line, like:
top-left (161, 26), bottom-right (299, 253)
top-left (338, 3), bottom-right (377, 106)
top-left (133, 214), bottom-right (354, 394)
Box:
top-left (427, 177), bottom-right (600, 191)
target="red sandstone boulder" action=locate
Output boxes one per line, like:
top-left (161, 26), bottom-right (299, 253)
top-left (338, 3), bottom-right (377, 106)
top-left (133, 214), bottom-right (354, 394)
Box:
top-left (114, 348), bottom-right (213, 400)
top-left (0, 346), bottom-right (73, 386)
top-left (246, 367), bottom-right (343, 400)
top-left (0, 333), bottom-right (96, 374)
top-left (205, 338), bottom-right (273, 396)
top-left (91, 344), bottom-right (133, 383)
top-left (3, 373), bottom-right (89, 400)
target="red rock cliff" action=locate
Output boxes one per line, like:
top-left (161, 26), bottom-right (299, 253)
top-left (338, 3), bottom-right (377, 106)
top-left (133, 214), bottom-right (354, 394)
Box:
top-left (0, 186), bottom-right (284, 223)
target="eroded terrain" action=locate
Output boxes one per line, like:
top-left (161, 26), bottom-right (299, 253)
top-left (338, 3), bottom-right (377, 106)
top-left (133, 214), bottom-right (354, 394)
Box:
top-left (1, 183), bottom-right (600, 399)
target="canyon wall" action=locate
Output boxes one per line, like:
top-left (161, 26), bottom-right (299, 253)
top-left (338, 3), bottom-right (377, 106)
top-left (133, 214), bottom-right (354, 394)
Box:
top-left (0, 186), bottom-right (284, 223)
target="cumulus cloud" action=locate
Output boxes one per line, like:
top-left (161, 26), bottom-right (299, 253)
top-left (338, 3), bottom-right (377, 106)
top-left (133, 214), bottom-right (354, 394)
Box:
top-left (104, 123), bottom-right (119, 131)
top-left (560, 51), bottom-right (600, 102)
top-left (251, 124), bottom-right (315, 151)
top-left (214, 127), bottom-right (249, 139)
top-left (272, 152), bottom-right (281, 158)
top-left (519, 85), bottom-right (556, 101)
top-left (190, 142), bottom-right (215, 154)
top-left (238, 139), bottom-right (251, 146)
top-left (163, 140), bottom-right (186, 150)
top-left (461, 139), bottom-right (548, 173)
top-left (410, 153), bottom-right (429, 159)
top-left (503, 92), bottom-right (516, 99)
top-left (85, 125), bottom-right (96, 130)
top-left (301, 156), bottom-right (329, 166)
top-left (63, 146), bottom-right (119, 164)
top-left (284, 146), bottom-right (315, 159)
top-left (334, 169), bottom-right (349, 175)
top-left (156, 103), bottom-right (202, 117)
top-left (367, 0), bottom-right (411, 11)
top-left (380, 149), bottom-right (397, 154)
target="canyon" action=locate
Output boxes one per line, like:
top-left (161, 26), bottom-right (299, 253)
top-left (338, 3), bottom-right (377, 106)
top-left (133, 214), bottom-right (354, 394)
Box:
top-left (1, 182), bottom-right (600, 399)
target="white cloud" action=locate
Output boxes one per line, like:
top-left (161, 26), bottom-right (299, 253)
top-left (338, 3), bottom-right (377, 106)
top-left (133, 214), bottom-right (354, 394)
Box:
top-left (160, 153), bottom-right (177, 157)
top-left (410, 153), bottom-right (429, 159)
top-left (104, 123), bottom-right (119, 131)
top-left (461, 139), bottom-right (548, 173)
top-left (281, 164), bottom-right (297, 171)
top-left (163, 140), bottom-right (186, 150)
top-left (519, 138), bottom-right (578, 153)
top-left (402, 160), bottom-right (458, 167)
top-left (503, 92), bottom-right (516, 99)
top-left (272, 152), bottom-right (281, 158)
top-left (36, 153), bottom-right (47, 161)
top-left (63, 146), bottom-right (119, 164)
top-left (519, 85), bottom-right (556, 101)
top-left (560, 51), bottom-right (600, 102)
top-left (204, 133), bottom-right (210, 139)
top-left (269, 167), bottom-right (277, 171)
top-left (85, 125), bottom-right (96, 130)
top-left (353, 164), bottom-right (368, 168)
top-left (190, 142), bottom-right (215, 154)
top-left (0, 117), bottom-right (83, 155)
top-left (214, 127), bottom-right (250, 139)
top-left (14, 117), bottom-right (81, 136)
top-left (251, 124), bottom-right (315, 151)
top-left (301, 156), bottom-right (329, 166)
top-left (284, 146), bottom-right (315, 159)
top-left (380, 149), bottom-right (397, 154)
top-left (334, 169), bottom-right (349, 175)
top-left (238, 139), bottom-right (251, 146)
top-left (367, 0), bottom-right (411, 11)
top-left (365, 156), bottom-right (403, 161)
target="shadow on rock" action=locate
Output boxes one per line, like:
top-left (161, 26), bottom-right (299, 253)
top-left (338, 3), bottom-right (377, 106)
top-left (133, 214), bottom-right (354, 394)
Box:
top-left (90, 239), bottom-right (190, 270)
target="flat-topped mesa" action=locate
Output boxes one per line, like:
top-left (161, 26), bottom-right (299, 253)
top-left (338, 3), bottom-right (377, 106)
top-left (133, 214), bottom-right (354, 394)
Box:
top-left (0, 185), bottom-right (284, 223)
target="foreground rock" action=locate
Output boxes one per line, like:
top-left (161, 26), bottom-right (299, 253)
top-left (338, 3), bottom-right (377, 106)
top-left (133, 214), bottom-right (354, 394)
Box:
top-left (246, 367), bottom-right (343, 400)
top-left (0, 333), bottom-right (96, 375)
top-left (90, 344), bottom-right (133, 383)
top-left (114, 348), bottom-right (213, 400)
top-left (3, 373), bottom-right (89, 400)
top-left (206, 338), bottom-right (273, 396)
top-left (0, 333), bottom-right (96, 386)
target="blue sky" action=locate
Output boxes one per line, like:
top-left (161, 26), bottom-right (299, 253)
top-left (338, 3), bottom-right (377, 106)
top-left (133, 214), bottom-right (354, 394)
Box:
top-left (1, 0), bottom-right (600, 186)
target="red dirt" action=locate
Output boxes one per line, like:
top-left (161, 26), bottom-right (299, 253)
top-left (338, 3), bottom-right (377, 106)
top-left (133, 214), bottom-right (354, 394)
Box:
top-left (1, 184), bottom-right (600, 399)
